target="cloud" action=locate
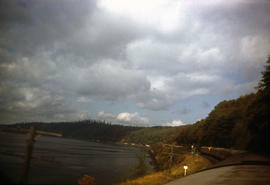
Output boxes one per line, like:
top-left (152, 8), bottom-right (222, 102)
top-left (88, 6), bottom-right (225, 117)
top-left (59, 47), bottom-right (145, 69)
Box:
top-left (116, 112), bottom-right (149, 124)
top-left (177, 108), bottom-right (192, 115)
top-left (70, 60), bottom-right (151, 101)
top-left (0, 85), bottom-right (77, 124)
top-left (164, 120), bottom-right (185, 127)
top-left (0, 0), bottom-right (269, 124)
top-left (98, 0), bottom-right (184, 33)
top-left (98, 111), bottom-right (116, 120)
top-left (201, 102), bottom-right (210, 109)
top-left (77, 97), bottom-right (92, 103)
top-left (96, 111), bottom-right (149, 125)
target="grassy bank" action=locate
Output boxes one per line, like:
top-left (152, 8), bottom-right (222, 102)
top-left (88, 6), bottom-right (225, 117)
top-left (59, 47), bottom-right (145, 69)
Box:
top-left (118, 153), bottom-right (212, 185)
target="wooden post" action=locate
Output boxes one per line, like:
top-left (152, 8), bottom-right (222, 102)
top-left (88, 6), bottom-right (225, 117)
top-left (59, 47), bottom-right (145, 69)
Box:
top-left (8, 126), bottom-right (62, 184)
top-left (184, 165), bottom-right (188, 176)
top-left (162, 143), bottom-right (184, 173)
top-left (20, 126), bottom-right (36, 184)
top-left (168, 144), bottom-right (174, 173)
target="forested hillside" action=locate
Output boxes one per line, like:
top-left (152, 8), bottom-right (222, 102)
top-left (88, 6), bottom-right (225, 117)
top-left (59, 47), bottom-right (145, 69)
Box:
top-left (1, 120), bottom-right (179, 144)
top-left (121, 126), bottom-right (180, 145)
top-left (1, 120), bottom-right (142, 142)
top-left (175, 57), bottom-right (270, 155)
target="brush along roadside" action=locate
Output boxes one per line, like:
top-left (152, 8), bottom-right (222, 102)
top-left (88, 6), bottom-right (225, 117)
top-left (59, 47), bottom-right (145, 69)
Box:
top-left (118, 153), bottom-right (212, 185)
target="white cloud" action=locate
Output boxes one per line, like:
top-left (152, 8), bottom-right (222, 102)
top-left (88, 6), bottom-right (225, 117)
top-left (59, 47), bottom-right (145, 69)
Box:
top-left (98, 0), bottom-right (184, 33)
top-left (116, 112), bottom-right (149, 124)
top-left (98, 111), bottom-right (116, 119)
top-left (96, 111), bottom-right (149, 125)
top-left (164, 120), bottom-right (185, 127)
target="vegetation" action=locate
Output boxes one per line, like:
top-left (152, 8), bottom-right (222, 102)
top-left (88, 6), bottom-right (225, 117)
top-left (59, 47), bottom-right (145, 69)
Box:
top-left (1, 120), bottom-right (180, 145)
top-left (175, 56), bottom-right (270, 155)
top-left (130, 151), bottom-right (148, 179)
top-left (122, 126), bottom-right (180, 145)
top-left (1, 120), bottom-right (182, 146)
top-left (1, 120), bottom-right (142, 142)
top-left (118, 153), bottom-right (211, 185)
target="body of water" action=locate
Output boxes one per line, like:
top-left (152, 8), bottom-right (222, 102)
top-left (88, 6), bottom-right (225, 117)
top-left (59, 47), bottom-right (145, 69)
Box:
top-left (0, 132), bottom-right (152, 185)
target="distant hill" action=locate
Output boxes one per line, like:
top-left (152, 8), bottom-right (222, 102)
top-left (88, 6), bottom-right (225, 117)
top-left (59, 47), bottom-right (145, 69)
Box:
top-left (121, 126), bottom-right (180, 145)
top-left (0, 120), bottom-right (142, 142)
top-left (0, 120), bottom-right (180, 144)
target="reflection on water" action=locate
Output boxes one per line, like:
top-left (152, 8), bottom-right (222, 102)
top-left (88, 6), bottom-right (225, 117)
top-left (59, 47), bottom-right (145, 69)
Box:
top-left (0, 132), bottom-right (152, 185)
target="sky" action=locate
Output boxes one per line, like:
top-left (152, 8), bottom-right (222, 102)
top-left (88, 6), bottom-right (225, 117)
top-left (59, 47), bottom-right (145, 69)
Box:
top-left (0, 0), bottom-right (270, 126)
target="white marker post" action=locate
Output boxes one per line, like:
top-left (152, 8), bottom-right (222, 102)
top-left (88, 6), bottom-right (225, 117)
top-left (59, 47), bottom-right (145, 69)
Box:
top-left (184, 165), bottom-right (188, 176)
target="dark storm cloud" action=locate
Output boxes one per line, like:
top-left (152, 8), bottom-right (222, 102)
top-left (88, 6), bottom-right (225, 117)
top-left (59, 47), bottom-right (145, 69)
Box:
top-left (200, 1), bottom-right (270, 37)
top-left (0, 0), bottom-right (96, 123)
top-left (0, 83), bottom-right (76, 124)
top-left (0, 0), bottom-right (148, 62)
top-left (195, 0), bottom-right (270, 80)
top-left (0, 0), bottom-right (150, 123)
top-left (0, 0), bottom-right (97, 55)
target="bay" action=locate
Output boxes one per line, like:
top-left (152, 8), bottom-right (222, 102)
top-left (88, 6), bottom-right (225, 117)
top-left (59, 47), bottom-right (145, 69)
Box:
top-left (0, 132), bottom-right (152, 185)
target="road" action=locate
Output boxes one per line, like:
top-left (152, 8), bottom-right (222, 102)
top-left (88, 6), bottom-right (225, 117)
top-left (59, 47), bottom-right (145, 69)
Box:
top-left (165, 164), bottom-right (270, 185)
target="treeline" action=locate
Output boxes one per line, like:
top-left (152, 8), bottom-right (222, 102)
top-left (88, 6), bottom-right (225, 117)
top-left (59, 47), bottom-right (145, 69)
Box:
top-left (0, 120), bottom-right (179, 144)
top-left (175, 56), bottom-right (270, 155)
top-left (121, 126), bottom-right (180, 145)
top-left (1, 120), bottom-right (180, 144)
top-left (2, 120), bottom-right (142, 142)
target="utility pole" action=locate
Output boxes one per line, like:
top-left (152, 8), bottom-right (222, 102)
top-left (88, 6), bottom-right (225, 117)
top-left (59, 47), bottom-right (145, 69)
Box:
top-left (169, 144), bottom-right (174, 170)
top-left (162, 143), bottom-right (184, 172)
top-left (20, 126), bottom-right (36, 184)
top-left (18, 126), bottom-right (62, 184)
